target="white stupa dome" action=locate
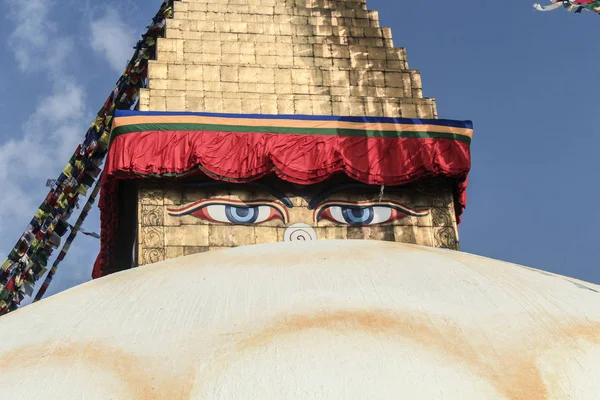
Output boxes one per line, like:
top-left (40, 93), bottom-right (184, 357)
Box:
top-left (0, 240), bottom-right (598, 399)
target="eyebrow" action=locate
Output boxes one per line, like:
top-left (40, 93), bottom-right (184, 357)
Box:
top-left (182, 181), bottom-right (294, 208)
top-left (308, 183), bottom-right (398, 210)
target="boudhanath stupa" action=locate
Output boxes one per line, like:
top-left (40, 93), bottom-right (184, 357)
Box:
top-left (0, 1), bottom-right (598, 398)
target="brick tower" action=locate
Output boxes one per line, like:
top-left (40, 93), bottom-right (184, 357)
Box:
top-left (103, 0), bottom-right (468, 271)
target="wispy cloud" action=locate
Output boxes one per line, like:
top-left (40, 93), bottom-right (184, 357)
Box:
top-left (0, 0), bottom-right (92, 300)
top-left (1, 0), bottom-right (144, 302)
top-left (90, 9), bottom-right (136, 73)
top-left (0, 82), bottom-right (87, 226)
top-left (1, 0), bottom-right (87, 228)
top-left (6, 0), bottom-right (75, 75)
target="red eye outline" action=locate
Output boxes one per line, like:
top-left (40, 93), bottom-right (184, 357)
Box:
top-left (167, 198), bottom-right (289, 225)
top-left (313, 200), bottom-right (429, 225)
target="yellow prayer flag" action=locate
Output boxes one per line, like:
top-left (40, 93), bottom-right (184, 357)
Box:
top-left (63, 164), bottom-right (73, 178)
top-left (76, 185), bottom-right (88, 196)
top-left (98, 132), bottom-right (110, 150)
top-left (35, 209), bottom-right (45, 220)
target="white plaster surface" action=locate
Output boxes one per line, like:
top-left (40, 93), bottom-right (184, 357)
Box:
top-left (0, 240), bottom-right (599, 399)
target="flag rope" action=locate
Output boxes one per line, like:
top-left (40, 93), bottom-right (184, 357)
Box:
top-left (33, 178), bottom-right (102, 303)
top-left (533, 0), bottom-right (600, 14)
top-left (0, 0), bottom-right (178, 315)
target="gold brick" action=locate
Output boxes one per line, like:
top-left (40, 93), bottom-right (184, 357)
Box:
top-left (392, 226), bottom-right (418, 245)
top-left (312, 99), bottom-right (332, 115)
top-left (202, 66), bottom-right (221, 82)
top-left (400, 104), bottom-right (418, 118)
top-left (204, 98), bottom-right (224, 112)
top-left (332, 59), bottom-right (350, 68)
top-left (166, 80), bottom-right (186, 91)
top-left (222, 41), bottom-right (241, 54)
top-left (332, 101), bottom-right (350, 115)
top-left (164, 225), bottom-right (209, 247)
top-left (139, 90), bottom-right (150, 108)
top-left (417, 103), bottom-right (435, 118)
top-left (186, 81), bottom-right (204, 91)
top-left (208, 225), bottom-right (234, 247)
top-left (239, 82), bottom-right (259, 93)
top-left (274, 69), bottom-right (293, 84)
top-left (410, 71), bottom-right (423, 88)
top-left (257, 68), bottom-right (275, 84)
top-left (276, 56), bottom-right (295, 66)
top-left (183, 246), bottom-right (210, 256)
top-left (223, 98), bottom-right (242, 112)
top-left (383, 100), bottom-right (400, 117)
top-left (331, 86), bottom-right (350, 96)
top-left (198, 41), bottom-right (222, 56)
top-left (165, 246), bottom-right (185, 260)
top-left (148, 62), bottom-right (168, 80)
top-left (184, 40), bottom-right (203, 53)
top-left (384, 72), bottom-right (402, 88)
top-left (222, 82), bottom-right (240, 92)
top-left (348, 102), bottom-right (365, 116)
top-left (260, 99), bottom-right (278, 114)
top-left (275, 84), bottom-right (293, 94)
top-left (221, 66), bottom-right (239, 82)
top-left (203, 81), bottom-right (223, 92)
top-left (222, 54), bottom-right (241, 64)
top-left (323, 227), bottom-right (348, 240)
top-left (256, 83), bottom-right (275, 93)
top-left (254, 226), bottom-right (279, 244)
top-left (364, 100), bottom-right (383, 116)
top-left (150, 79), bottom-right (168, 90)
top-left (241, 98), bottom-right (262, 113)
top-left (240, 54), bottom-right (257, 64)
top-left (157, 51), bottom-right (177, 63)
top-left (277, 99), bottom-right (295, 113)
top-left (256, 55), bottom-right (277, 65)
top-left (239, 66), bottom-right (259, 83)
top-left (292, 84), bottom-right (310, 95)
top-left (149, 96), bottom-right (166, 111)
top-left (294, 99), bottom-right (313, 114)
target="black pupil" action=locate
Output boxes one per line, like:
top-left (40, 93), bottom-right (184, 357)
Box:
top-left (236, 208), bottom-right (250, 218)
top-left (349, 208), bottom-right (365, 218)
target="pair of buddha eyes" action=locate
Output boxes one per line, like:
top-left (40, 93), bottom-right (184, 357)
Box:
top-left (169, 199), bottom-right (428, 226)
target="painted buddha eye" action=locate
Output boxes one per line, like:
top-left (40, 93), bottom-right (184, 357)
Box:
top-left (315, 201), bottom-right (429, 226)
top-left (323, 206), bottom-right (391, 225)
top-left (167, 199), bottom-right (288, 225)
top-left (207, 205), bottom-right (270, 224)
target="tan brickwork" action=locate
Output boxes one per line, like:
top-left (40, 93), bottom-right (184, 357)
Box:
top-left (137, 179), bottom-right (459, 265)
top-left (136, 0), bottom-right (459, 263)
top-left (139, 0), bottom-right (437, 119)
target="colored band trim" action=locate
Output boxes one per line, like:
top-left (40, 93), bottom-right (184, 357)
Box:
top-left (111, 123), bottom-right (472, 144)
top-left (115, 110), bottom-right (473, 129)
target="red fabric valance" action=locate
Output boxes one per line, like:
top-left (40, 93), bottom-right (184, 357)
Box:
top-left (93, 111), bottom-right (473, 278)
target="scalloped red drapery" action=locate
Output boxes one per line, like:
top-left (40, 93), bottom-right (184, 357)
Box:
top-left (93, 111), bottom-right (473, 278)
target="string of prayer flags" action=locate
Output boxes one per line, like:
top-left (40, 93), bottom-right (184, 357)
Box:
top-left (0, 0), bottom-right (179, 315)
top-left (80, 231), bottom-right (100, 240)
top-left (534, 0), bottom-right (600, 14)
top-left (33, 179), bottom-right (102, 303)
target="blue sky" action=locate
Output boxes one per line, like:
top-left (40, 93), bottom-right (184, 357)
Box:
top-left (371, 0), bottom-right (600, 284)
top-left (0, 0), bottom-right (598, 301)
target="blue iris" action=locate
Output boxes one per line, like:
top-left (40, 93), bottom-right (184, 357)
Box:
top-left (225, 205), bottom-right (259, 224)
top-left (341, 206), bottom-right (374, 225)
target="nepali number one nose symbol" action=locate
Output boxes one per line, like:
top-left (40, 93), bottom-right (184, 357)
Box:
top-left (284, 223), bottom-right (318, 241)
